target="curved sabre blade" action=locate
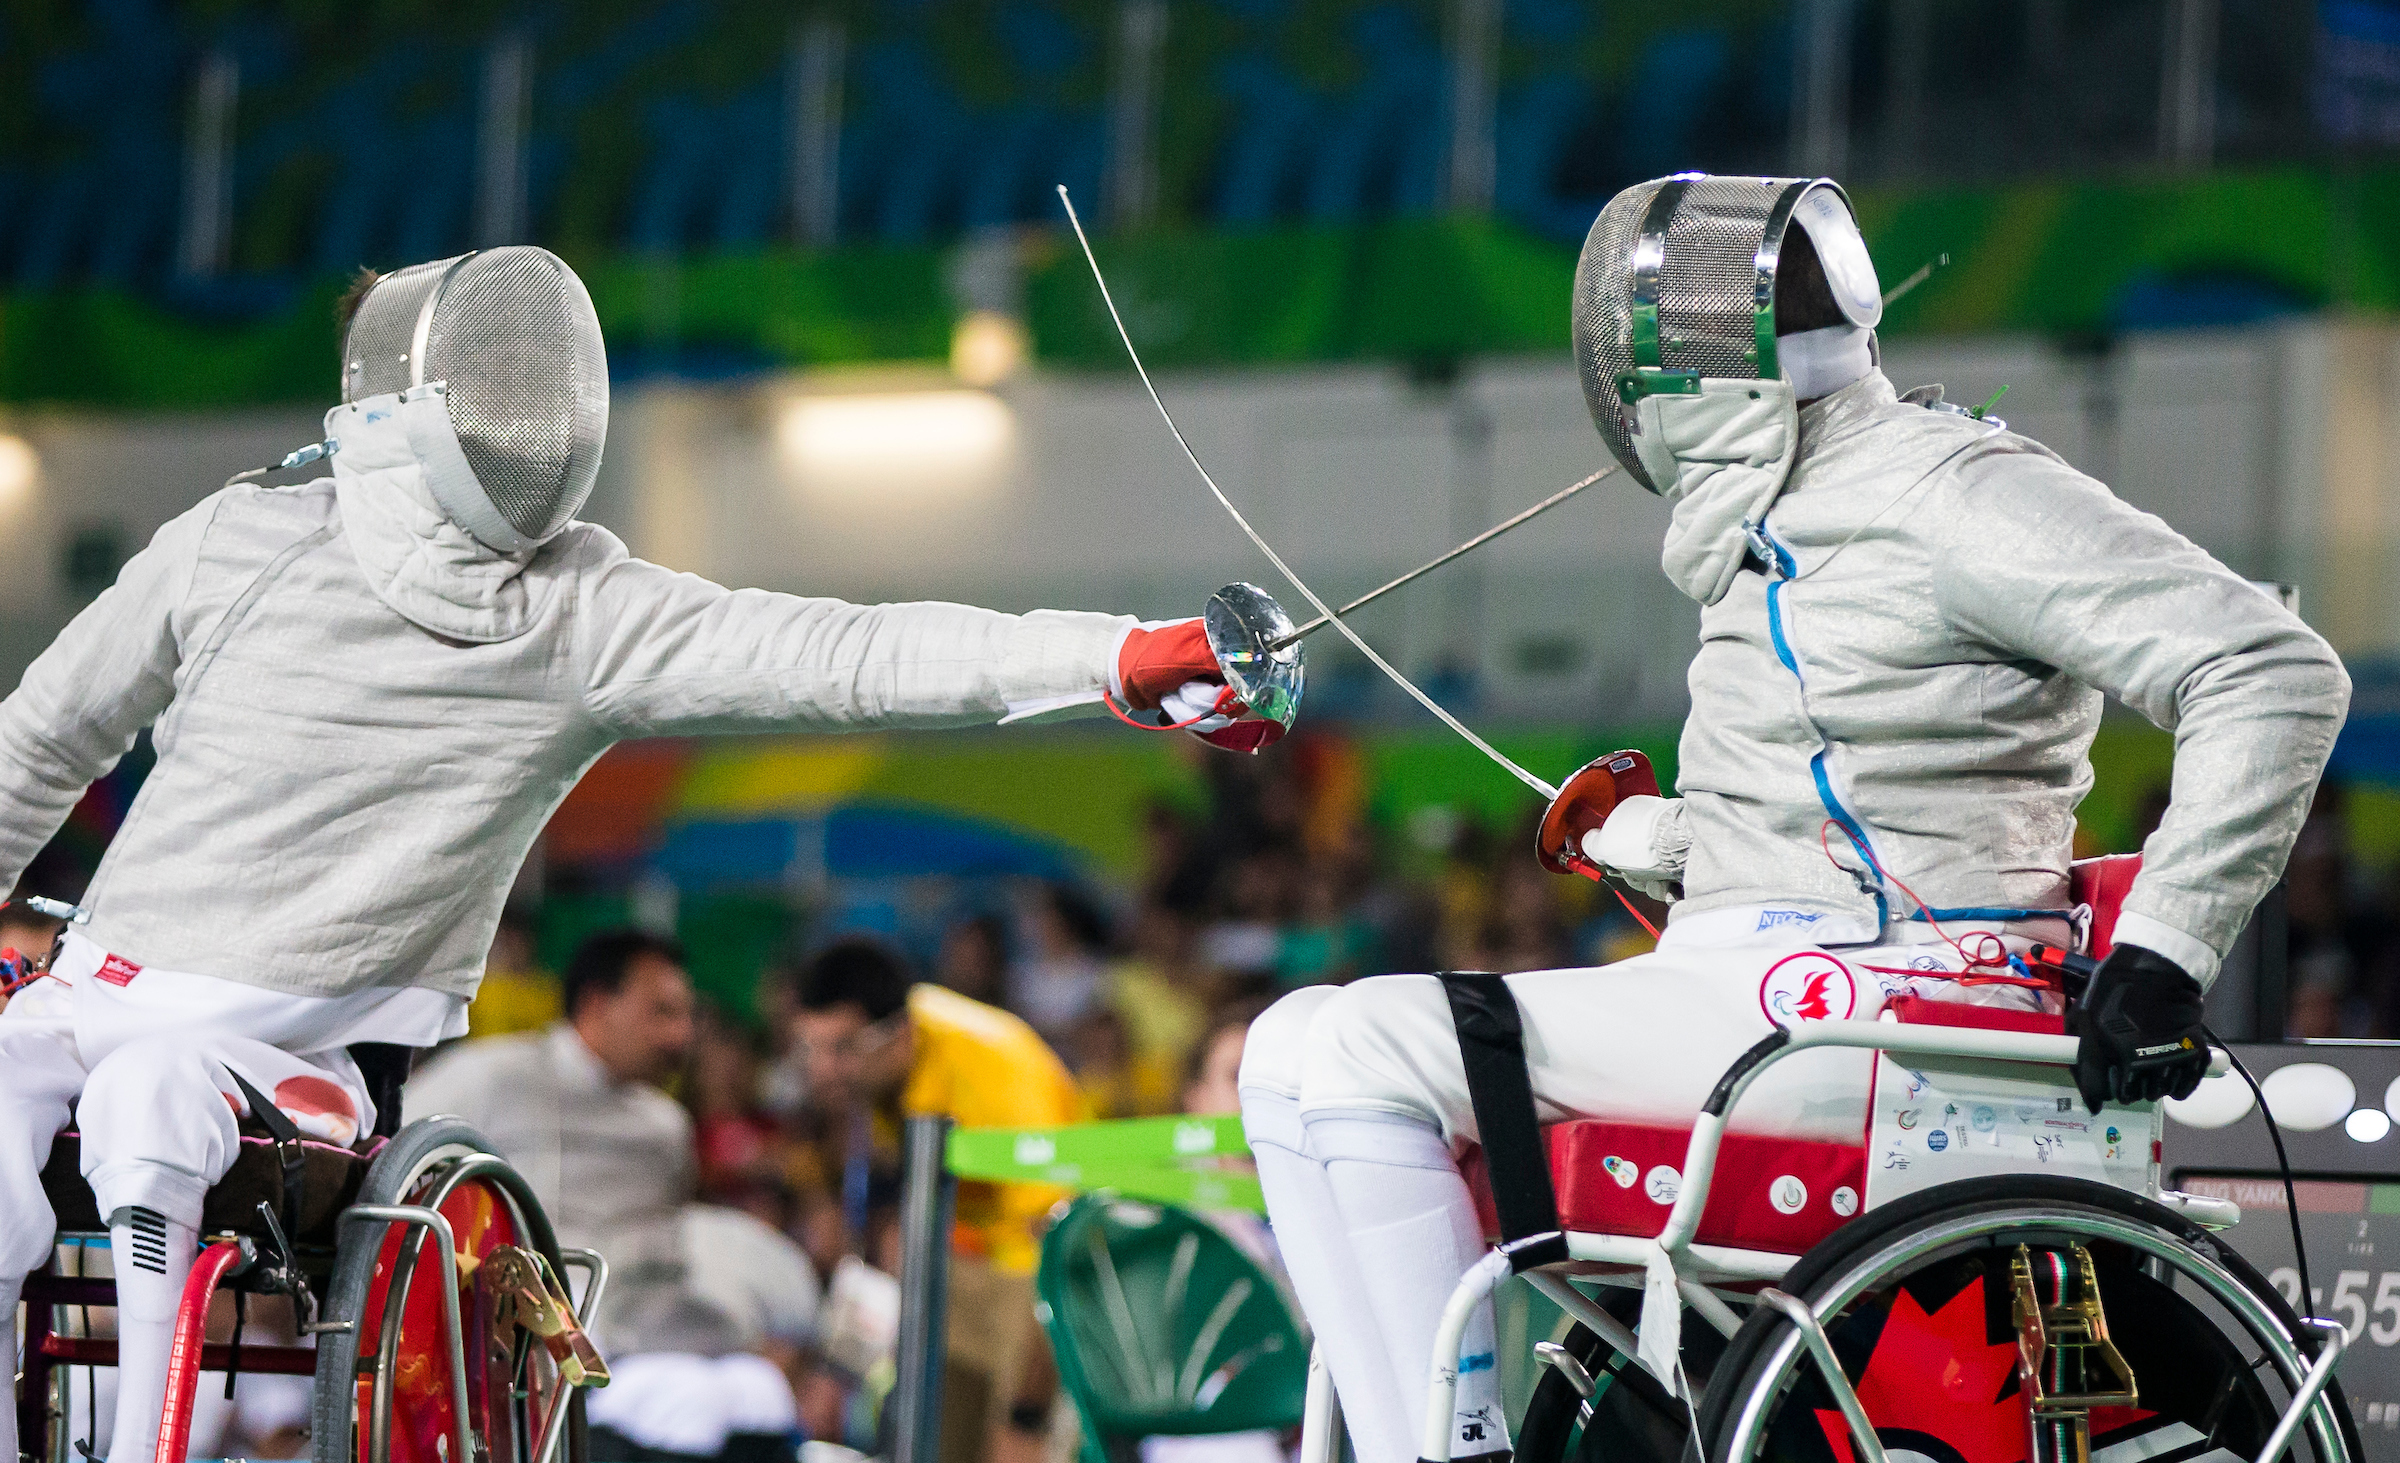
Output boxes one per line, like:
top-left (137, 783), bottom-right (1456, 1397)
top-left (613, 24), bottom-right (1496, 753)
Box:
top-left (1055, 185), bottom-right (1559, 802)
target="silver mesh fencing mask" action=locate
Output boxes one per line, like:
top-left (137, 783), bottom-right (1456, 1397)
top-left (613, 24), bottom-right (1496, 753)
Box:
top-left (1572, 175), bottom-right (1881, 494)
top-left (341, 246), bottom-right (609, 550)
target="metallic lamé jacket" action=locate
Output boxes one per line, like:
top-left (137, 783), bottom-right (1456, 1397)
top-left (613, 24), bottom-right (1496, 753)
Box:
top-left (1662, 369), bottom-right (2350, 983)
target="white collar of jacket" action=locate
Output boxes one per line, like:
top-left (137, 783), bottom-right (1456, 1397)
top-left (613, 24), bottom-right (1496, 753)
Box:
top-left (1779, 324), bottom-right (1874, 401)
top-left (1644, 367), bottom-right (1898, 606)
top-left (326, 387), bottom-right (558, 644)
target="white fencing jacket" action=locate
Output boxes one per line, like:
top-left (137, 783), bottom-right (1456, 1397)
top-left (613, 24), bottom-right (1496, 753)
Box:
top-left (0, 399), bottom-right (1129, 1001)
top-left (1653, 369), bottom-right (2350, 984)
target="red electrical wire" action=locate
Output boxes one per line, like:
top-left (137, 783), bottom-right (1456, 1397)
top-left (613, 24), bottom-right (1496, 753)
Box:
top-left (1564, 860), bottom-right (1662, 940)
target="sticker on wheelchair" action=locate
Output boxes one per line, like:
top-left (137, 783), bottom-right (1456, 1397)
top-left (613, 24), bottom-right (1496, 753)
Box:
top-left (1865, 1049), bottom-right (2156, 1209)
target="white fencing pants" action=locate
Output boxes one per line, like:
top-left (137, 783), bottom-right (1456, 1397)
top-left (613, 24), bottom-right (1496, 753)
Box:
top-left (1238, 924), bottom-right (2049, 1463)
top-left (0, 938), bottom-right (377, 1463)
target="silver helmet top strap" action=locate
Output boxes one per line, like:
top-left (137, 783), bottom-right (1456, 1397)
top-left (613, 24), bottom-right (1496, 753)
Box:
top-left (1627, 177), bottom-right (1688, 373)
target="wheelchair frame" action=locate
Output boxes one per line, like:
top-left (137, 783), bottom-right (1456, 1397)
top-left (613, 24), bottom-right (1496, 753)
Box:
top-left (15, 1119), bottom-right (608, 1463)
top-left (1293, 1019), bottom-right (2346, 1463)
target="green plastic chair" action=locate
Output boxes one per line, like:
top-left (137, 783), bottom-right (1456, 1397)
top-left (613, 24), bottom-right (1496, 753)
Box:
top-left (1035, 1193), bottom-right (1310, 1463)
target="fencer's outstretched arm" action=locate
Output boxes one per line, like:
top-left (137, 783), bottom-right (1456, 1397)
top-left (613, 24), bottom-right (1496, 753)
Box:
top-left (1927, 442), bottom-right (2351, 985)
top-left (0, 500), bottom-right (209, 893)
top-left (572, 531), bottom-right (1132, 736)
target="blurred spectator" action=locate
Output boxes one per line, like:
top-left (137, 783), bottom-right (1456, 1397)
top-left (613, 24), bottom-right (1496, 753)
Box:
top-left (937, 912), bottom-right (1011, 1006)
top-left (409, 930), bottom-right (819, 1462)
top-left (1065, 1006), bottom-right (1177, 1118)
top-left (466, 906), bottom-right (562, 1039)
top-left (1276, 860), bottom-right (1372, 987)
top-left (791, 938), bottom-right (1079, 1463)
top-left (1106, 904), bottom-right (1207, 1096)
top-left (690, 1005), bottom-right (787, 1223)
top-left (2287, 784), bottom-right (2361, 1037)
top-left (1182, 1000), bottom-right (1268, 1119)
top-left (1202, 850), bottom-right (1297, 989)
top-left (1012, 884), bottom-right (1110, 1040)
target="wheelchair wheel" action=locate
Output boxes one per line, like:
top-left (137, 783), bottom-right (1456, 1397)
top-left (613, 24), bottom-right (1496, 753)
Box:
top-left (1699, 1176), bottom-right (2359, 1463)
top-left (311, 1116), bottom-right (588, 1463)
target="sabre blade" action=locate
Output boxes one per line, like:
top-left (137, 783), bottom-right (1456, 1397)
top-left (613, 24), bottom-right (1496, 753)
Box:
top-left (1881, 252), bottom-right (1950, 307)
top-left (1054, 184), bottom-right (1559, 803)
top-left (1269, 465), bottom-right (1614, 650)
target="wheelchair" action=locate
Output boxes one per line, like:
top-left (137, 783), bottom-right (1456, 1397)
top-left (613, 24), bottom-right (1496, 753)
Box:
top-left (15, 1053), bottom-right (607, 1463)
top-left (1296, 860), bottom-right (2362, 1463)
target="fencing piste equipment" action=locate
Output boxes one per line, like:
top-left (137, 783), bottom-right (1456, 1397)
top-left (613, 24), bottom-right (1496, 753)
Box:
top-left (339, 246), bottom-right (608, 552)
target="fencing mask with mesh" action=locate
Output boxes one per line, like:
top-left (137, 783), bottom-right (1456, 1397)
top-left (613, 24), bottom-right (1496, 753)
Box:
top-left (340, 246), bottom-right (608, 551)
top-left (1571, 175), bottom-right (1881, 497)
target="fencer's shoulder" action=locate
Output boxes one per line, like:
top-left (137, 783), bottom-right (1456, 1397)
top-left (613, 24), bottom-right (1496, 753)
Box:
top-left (532, 520), bottom-right (632, 578)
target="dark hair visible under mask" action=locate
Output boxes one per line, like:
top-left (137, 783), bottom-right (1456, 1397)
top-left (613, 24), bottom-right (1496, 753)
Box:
top-left (798, 937), bottom-right (916, 1023)
top-left (1774, 224), bottom-right (1847, 337)
top-left (562, 928), bottom-right (688, 1020)
top-left (336, 266), bottom-right (380, 339)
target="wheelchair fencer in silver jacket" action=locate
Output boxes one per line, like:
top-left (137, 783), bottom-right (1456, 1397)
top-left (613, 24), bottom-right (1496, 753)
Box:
top-left (1238, 174), bottom-right (2351, 1463)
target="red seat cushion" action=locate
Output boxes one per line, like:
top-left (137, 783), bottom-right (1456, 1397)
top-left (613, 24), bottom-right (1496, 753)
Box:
top-left (1464, 1121), bottom-right (1865, 1254)
top-left (2070, 853), bottom-right (2142, 959)
top-left (1883, 993), bottom-right (2064, 1036)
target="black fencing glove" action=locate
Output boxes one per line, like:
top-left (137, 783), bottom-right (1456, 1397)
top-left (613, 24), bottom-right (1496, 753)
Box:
top-left (2069, 942), bottom-right (2210, 1114)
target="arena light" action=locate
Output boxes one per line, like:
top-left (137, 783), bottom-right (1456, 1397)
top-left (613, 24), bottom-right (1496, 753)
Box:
top-left (950, 310), bottom-right (1028, 387)
top-left (0, 433), bottom-right (37, 510)
top-left (2347, 1106), bottom-right (2392, 1143)
top-left (2163, 1071), bottom-right (2254, 1129)
top-left (2258, 1062), bottom-right (2356, 1132)
top-left (776, 390), bottom-right (1014, 479)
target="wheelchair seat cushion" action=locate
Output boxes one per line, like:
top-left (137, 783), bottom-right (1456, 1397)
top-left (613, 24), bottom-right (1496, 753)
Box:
top-left (1464, 1121), bottom-right (1867, 1254)
top-left (40, 1123), bottom-right (375, 1245)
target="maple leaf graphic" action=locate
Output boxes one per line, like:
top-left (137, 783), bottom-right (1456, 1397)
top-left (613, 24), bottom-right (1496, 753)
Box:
top-left (1794, 971), bottom-right (1837, 1021)
top-left (1811, 1276), bottom-right (2149, 1463)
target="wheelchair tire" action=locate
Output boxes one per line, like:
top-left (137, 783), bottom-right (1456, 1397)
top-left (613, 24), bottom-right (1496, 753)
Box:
top-left (311, 1115), bottom-right (589, 1463)
top-left (1697, 1175), bottom-right (2360, 1463)
top-left (1511, 1285), bottom-right (1724, 1463)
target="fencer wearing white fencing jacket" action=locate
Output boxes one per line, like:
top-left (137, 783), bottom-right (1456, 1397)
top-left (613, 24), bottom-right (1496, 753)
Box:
top-left (1625, 366), bottom-right (2348, 977)
top-left (0, 246), bottom-right (1158, 1463)
top-left (0, 397), bottom-right (1128, 1005)
top-left (1239, 175), bottom-right (2351, 1463)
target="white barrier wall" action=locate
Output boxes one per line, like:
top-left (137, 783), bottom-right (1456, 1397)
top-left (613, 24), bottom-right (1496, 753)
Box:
top-left (0, 317), bottom-right (2370, 723)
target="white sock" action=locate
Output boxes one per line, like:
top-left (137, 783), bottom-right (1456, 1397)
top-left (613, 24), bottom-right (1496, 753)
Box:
top-left (1, 1270), bottom-right (19, 1463)
top-left (108, 1206), bottom-right (196, 1463)
top-left (1309, 1110), bottom-right (1511, 1460)
top-left (1243, 1089), bottom-right (1419, 1463)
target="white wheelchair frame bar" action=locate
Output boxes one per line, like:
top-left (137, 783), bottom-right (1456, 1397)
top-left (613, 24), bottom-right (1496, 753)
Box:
top-left (1314, 1019), bottom-right (2284, 1463)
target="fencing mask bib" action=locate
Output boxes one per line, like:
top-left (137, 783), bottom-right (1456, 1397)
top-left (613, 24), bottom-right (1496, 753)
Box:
top-left (340, 246), bottom-right (608, 551)
top-left (1571, 175), bottom-right (1881, 496)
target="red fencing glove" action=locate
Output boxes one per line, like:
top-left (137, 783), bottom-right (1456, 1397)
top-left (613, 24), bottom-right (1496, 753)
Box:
top-left (1116, 619), bottom-right (1222, 711)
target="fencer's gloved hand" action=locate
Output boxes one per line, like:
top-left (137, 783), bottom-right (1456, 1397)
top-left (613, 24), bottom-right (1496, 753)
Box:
top-left (1116, 619), bottom-right (1221, 711)
top-left (2069, 943), bottom-right (2211, 1114)
top-left (1159, 680), bottom-right (1286, 752)
top-left (1588, 795), bottom-right (1689, 902)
